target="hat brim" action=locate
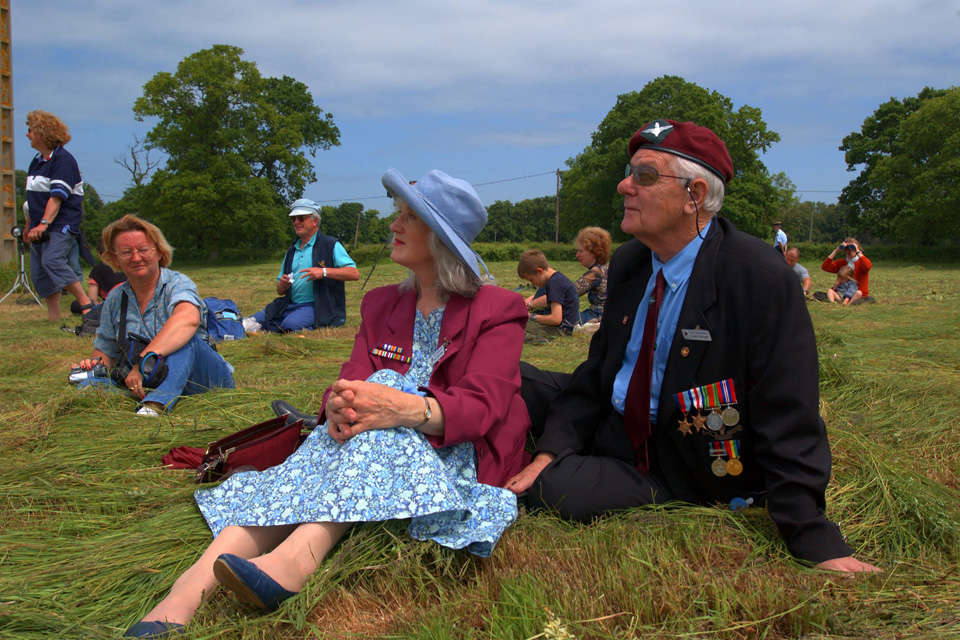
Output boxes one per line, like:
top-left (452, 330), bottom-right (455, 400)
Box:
top-left (289, 208), bottom-right (316, 217)
top-left (382, 168), bottom-right (481, 278)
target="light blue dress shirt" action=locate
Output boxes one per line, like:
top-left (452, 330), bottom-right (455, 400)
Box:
top-left (775, 229), bottom-right (787, 248)
top-left (610, 224), bottom-right (709, 425)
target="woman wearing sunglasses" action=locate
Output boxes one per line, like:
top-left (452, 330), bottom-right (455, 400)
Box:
top-left (70, 215), bottom-right (234, 416)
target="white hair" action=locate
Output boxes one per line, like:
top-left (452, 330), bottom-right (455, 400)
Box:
top-left (392, 197), bottom-right (495, 302)
top-left (670, 155), bottom-right (725, 215)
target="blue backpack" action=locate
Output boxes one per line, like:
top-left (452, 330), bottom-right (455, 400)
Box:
top-left (204, 297), bottom-right (246, 342)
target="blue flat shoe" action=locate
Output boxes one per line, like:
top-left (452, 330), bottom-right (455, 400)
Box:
top-left (213, 553), bottom-right (298, 612)
top-left (123, 620), bottom-right (185, 638)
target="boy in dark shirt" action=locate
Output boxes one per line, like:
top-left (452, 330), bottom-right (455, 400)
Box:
top-left (518, 249), bottom-right (579, 343)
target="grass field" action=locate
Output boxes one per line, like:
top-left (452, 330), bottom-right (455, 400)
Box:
top-left (1, 257), bottom-right (958, 639)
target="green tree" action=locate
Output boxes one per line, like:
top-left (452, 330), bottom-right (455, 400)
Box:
top-left (778, 200), bottom-right (851, 244)
top-left (132, 45), bottom-right (340, 256)
top-left (838, 86), bottom-right (947, 240)
top-left (478, 196), bottom-right (559, 243)
top-left (846, 87), bottom-right (960, 244)
top-left (560, 76), bottom-right (782, 241)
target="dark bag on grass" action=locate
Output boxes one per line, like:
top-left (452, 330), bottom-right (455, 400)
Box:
top-left (204, 297), bottom-right (246, 342)
top-left (193, 415), bottom-right (304, 483)
top-left (73, 303), bottom-right (104, 337)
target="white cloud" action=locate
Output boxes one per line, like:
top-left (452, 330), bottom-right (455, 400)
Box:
top-left (9, 0), bottom-right (960, 203)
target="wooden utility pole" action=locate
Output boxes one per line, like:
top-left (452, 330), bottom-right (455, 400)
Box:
top-left (555, 168), bottom-right (560, 243)
top-left (1, 0), bottom-right (15, 263)
top-left (353, 206), bottom-right (361, 249)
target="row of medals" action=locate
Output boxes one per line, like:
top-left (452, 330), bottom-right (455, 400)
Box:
top-left (677, 404), bottom-right (743, 477)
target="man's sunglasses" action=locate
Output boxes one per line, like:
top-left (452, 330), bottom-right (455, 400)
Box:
top-left (290, 215), bottom-right (311, 222)
top-left (625, 164), bottom-right (692, 187)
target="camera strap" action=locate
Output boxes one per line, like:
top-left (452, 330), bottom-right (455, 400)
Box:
top-left (118, 292), bottom-right (131, 368)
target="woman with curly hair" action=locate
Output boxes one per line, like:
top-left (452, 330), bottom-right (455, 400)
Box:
top-left (23, 110), bottom-right (94, 321)
top-left (573, 226), bottom-right (612, 324)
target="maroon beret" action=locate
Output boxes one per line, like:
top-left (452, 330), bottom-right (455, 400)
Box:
top-left (627, 119), bottom-right (734, 184)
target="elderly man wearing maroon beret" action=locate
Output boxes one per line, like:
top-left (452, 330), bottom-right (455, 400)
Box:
top-left (509, 119), bottom-right (879, 573)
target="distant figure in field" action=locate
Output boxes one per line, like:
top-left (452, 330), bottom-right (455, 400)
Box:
top-left (784, 247), bottom-right (811, 296)
top-left (519, 249), bottom-right (579, 342)
top-left (573, 226), bottom-right (612, 324)
top-left (821, 237), bottom-right (873, 303)
top-left (772, 222), bottom-right (787, 254)
top-left (249, 199), bottom-right (360, 333)
top-left (827, 265), bottom-right (861, 305)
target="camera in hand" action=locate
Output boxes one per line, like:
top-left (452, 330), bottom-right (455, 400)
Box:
top-left (68, 362), bottom-right (110, 384)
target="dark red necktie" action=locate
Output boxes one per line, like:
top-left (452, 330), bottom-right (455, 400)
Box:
top-left (622, 269), bottom-right (666, 475)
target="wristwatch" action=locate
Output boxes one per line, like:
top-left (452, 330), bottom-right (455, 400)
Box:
top-left (414, 396), bottom-right (432, 429)
top-left (39, 219), bottom-right (51, 226)
top-left (322, 267), bottom-right (328, 278)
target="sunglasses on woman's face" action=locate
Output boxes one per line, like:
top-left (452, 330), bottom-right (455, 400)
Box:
top-left (624, 164), bottom-right (692, 187)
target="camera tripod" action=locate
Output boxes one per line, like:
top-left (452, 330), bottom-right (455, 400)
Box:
top-left (0, 229), bottom-right (42, 307)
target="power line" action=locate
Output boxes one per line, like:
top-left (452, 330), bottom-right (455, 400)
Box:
top-left (313, 170), bottom-right (558, 204)
top-left (472, 171), bottom-right (556, 187)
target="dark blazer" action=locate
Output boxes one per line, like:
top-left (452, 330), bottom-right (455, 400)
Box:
top-left (321, 284), bottom-right (531, 488)
top-left (537, 217), bottom-right (853, 563)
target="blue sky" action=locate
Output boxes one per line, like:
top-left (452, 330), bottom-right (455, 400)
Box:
top-left (11, 0), bottom-right (960, 214)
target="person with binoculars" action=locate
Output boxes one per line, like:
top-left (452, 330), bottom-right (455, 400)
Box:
top-left (70, 215), bottom-right (234, 416)
top-left (820, 237), bottom-right (873, 303)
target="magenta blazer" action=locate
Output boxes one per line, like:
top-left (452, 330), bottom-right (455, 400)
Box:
top-left (320, 284), bottom-right (531, 487)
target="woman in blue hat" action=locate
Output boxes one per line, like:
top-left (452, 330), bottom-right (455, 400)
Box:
top-left (124, 170), bottom-right (531, 638)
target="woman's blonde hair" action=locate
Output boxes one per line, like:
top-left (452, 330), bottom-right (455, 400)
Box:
top-left (26, 110), bottom-right (71, 149)
top-left (100, 215), bottom-right (174, 270)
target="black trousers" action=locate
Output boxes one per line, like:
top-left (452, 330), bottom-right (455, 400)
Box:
top-left (519, 362), bottom-right (674, 522)
top-left (519, 361), bottom-right (572, 439)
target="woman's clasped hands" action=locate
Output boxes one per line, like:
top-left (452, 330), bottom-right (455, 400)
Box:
top-left (325, 379), bottom-right (422, 443)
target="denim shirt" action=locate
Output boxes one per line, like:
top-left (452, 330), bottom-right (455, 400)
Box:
top-left (94, 267), bottom-right (207, 361)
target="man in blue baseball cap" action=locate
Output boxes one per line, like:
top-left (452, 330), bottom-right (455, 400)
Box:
top-left (249, 199), bottom-right (360, 332)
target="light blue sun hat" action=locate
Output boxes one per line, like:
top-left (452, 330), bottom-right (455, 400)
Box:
top-left (381, 168), bottom-right (490, 279)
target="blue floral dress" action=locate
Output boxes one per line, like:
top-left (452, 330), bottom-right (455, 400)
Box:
top-left (195, 307), bottom-right (518, 557)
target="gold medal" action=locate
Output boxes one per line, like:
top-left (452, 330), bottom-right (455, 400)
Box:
top-left (711, 458), bottom-right (728, 477)
top-left (725, 458), bottom-right (743, 476)
top-left (721, 406), bottom-right (740, 426)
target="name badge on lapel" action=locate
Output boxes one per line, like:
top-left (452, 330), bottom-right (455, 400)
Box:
top-left (429, 338), bottom-right (451, 368)
top-left (681, 328), bottom-right (712, 342)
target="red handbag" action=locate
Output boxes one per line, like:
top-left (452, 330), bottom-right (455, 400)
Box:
top-left (194, 415), bottom-right (304, 483)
